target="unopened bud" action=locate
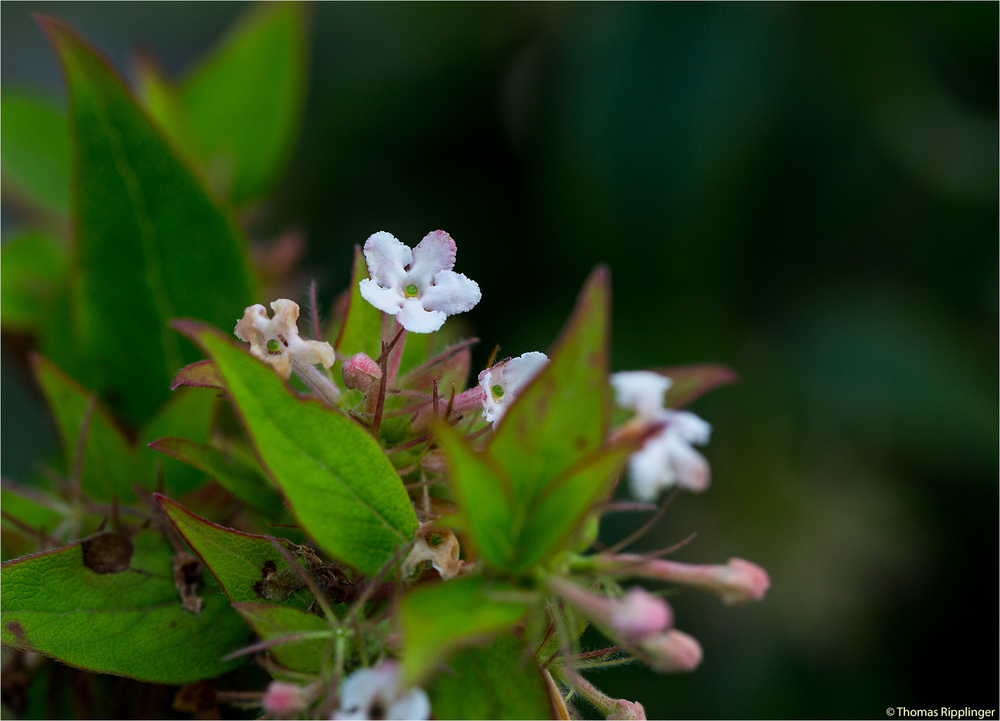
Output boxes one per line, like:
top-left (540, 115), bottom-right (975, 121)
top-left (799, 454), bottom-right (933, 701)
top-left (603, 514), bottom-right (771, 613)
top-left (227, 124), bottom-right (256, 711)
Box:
top-left (548, 577), bottom-right (672, 641)
top-left (596, 555), bottom-right (770, 606)
top-left (607, 698), bottom-right (647, 720)
top-left (639, 629), bottom-right (703, 673)
top-left (262, 681), bottom-right (309, 717)
top-left (342, 353), bottom-right (382, 394)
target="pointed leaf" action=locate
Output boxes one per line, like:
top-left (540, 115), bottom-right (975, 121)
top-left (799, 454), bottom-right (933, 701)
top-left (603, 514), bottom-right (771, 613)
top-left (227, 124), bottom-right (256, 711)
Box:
top-left (157, 495), bottom-right (311, 608)
top-left (489, 267), bottom-right (611, 503)
top-left (400, 576), bottom-right (528, 685)
top-left (0, 529), bottom-right (250, 683)
top-left (140, 388), bottom-right (217, 496)
top-left (39, 16), bottom-right (256, 425)
top-left (233, 602), bottom-right (331, 674)
top-left (0, 232), bottom-right (69, 332)
top-left (427, 634), bottom-right (554, 720)
top-left (133, 52), bottom-right (202, 161)
top-left (151, 437), bottom-right (283, 513)
top-left (179, 322), bottom-right (418, 575)
top-left (172, 360), bottom-right (226, 391)
top-left (31, 354), bottom-right (145, 502)
top-left (0, 88), bottom-right (71, 213)
top-left (657, 363), bottom-right (739, 409)
top-left (180, 2), bottom-right (307, 204)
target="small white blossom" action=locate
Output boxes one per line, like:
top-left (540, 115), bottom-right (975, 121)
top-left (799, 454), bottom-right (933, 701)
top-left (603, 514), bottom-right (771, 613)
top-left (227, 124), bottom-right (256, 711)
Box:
top-left (478, 351), bottom-right (549, 426)
top-left (333, 662), bottom-right (430, 721)
top-left (359, 230), bottom-right (481, 334)
top-left (401, 523), bottom-right (463, 580)
top-left (234, 300), bottom-right (335, 381)
top-left (610, 370), bottom-right (712, 500)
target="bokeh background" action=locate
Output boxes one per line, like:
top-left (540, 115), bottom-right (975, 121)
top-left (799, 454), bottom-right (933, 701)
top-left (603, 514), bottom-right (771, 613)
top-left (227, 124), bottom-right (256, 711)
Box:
top-left (2, 3), bottom-right (997, 718)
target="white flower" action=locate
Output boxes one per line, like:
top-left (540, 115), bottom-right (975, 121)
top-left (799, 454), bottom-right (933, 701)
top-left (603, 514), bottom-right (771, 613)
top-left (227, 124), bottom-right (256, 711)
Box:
top-left (234, 299), bottom-right (335, 380)
top-left (478, 351), bottom-right (549, 426)
top-left (333, 662), bottom-right (430, 721)
top-left (401, 523), bottom-right (463, 580)
top-left (359, 230), bottom-right (481, 334)
top-left (610, 370), bottom-right (712, 500)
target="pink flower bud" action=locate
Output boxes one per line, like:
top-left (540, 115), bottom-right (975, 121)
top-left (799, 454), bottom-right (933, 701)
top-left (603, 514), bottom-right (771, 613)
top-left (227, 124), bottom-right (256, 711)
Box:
top-left (607, 698), bottom-right (647, 720)
top-left (548, 578), bottom-right (672, 642)
top-left (597, 555), bottom-right (770, 606)
top-left (638, 629), bottom-right (703, 673)
top-left (342, 352), bottom-right (382, 393)
top-left (262, 681), bottom-right (309, 717)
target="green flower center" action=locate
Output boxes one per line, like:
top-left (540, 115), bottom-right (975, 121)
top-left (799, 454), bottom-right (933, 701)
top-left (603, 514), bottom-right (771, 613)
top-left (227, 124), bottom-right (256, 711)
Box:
top-left (266, 339), bottom-right (280, 353)
top-left (404, 283), bottom-right (419, 298)
top-left (428, 533), bottom-right (444, 548)
top-left (491, 384), bottom-right (504, 399)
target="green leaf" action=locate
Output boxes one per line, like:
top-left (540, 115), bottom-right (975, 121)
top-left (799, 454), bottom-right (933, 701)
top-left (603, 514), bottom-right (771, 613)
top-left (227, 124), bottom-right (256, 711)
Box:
top-left (0, 232), bottom-right (69, 332)
top-left (0, 484), bottom-right (67, 561)
top-left (489, 267), bottom-right (611, 503)
top-left (332, 246), bottom-right (387, 389)
top-left (427, 634), bottom-right (554, 720)
top-left (31, 354), bottom-right (144, 502)
top-left (140, 388), bottom-right (217, 496)
top-left (180, 2), bottom-right (307, 204)
top-left (150, 437), bottom-right (283, 513)
top-left (179, 322), bottom-right (418, 575)
top-left (400, 576), bottom-right (528, 685)
top-left (39, 16), bottom-right (257, 426)
top-left (157, 495), bottom-right (311, 609)
top-left (0, 88), bottom-right (71, 213)
top-left (658, 363), bottom-right (738, 409)
top-left (434, 423), bottom-right (514, 569)
top-left (233, 602), bottom-right (331, 674)
top-left (0, 529), bottom-right (250, 683)
top-left (133, 52), bottom-right (202, 162)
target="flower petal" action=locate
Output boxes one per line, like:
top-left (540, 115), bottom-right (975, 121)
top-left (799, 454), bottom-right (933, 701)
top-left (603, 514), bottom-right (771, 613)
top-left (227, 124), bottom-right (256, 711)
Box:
top-left (363, 231), bottom-right (412, 288)
top-left (269, 298), bottom-right (301, 338)
top-left (501, 351), bottom-right (549, 395)
top-left (359, 278), bottom-right (404, 315)
top-left (668, 410), bottom-right (712, 445)
top-left (234, 304), bottom-right (269, 343)
top-left (407, 230), bottom-right (456, 288)
top-left (388, 688), bottom-right (431, 720)
top-left (667, 439), bottom-right (710, 492)
top-left (627, 438), bottom-right (674, 501)
top-left (611, 370), bottom-right (672, 419)
top-left (420, 270), bottom-right (481, 316)
top-left (397, 298), bottom-right (446, 334)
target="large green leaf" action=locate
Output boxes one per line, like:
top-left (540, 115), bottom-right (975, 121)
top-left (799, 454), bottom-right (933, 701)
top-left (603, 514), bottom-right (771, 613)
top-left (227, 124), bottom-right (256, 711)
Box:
top-left (0, 232), bottom-right (69, 332)
top-left (427, 634), bottom-right (554, 720)
top-left (488, 267), bottom-right (611, 503)
top-left (0, 529), bottom-right (250, 683)
top-left (233, 602), bottom-right (331, 674)
top-left (31, 354), bottom-right (144, 502)
top-left (158, 495), bottom-right (311, 609)
top-left (39, 16), bottom-right (257, 426)
top-left (0, 89), bottom-right (71, 213)
top-left (179, 2), bottom-right (307, 204)
top-left (150, 437), bottom-right (283, 513)
top-left (179, 322), bottom-right (418, 575)
top-left (400, 576), bottom-right (528, 685)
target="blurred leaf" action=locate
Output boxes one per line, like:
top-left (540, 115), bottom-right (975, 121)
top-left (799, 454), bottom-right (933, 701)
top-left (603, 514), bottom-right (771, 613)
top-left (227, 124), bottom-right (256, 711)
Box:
top-left (0, 232), bottom-right (69, 332)
top-left (657, 363), bottom-right (739, 409)
top-left (427, 634), bottom-right (553, 720)
top-left (180, 1), bottom-right (307, 204)
top-left (489, 267), bottom-right (611, 502)
top-left (233, 602), bottom-right (330, 674)
top-left (434, 422), bottom-right (514, 569)
top-left (172, 359), bottom-right (226, 391)
top-left (179, 322), bottom-right (418, 575)
top-left (400, 576), bottom-right (528, 685)
top-left (31, 354), bottom-right (144, 502)
top-left (332, 246), bottom-right (386, 392)
top-left (0, 529), bottom-right (249, 683)
top-left (139, 389), bottom-right (217, 496)
top-left (132, 52), bottom-right (202, 160)
top-left (150, 437), bottom-right (283, 513)
top-left (158, 495), bottom-right (311, 609)
top-left (0, 484), bottom-right (66, 560)
top-left (0, 88), bottom-right (71, 214)
top-left (39, 16), bottom-right (257, 426)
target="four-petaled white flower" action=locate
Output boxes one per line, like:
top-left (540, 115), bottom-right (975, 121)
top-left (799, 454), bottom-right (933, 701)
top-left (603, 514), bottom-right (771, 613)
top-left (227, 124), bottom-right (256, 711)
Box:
top-left (360, 230), bottom-right (481, 334)
top-left (610, 370), bottom-right (712, 500)
top-left (333, 661), bottom-right (430, 721)
top-left (234, 300), bottom-right (335, 380)
top-left (478, 351), bottom-right (549, 426)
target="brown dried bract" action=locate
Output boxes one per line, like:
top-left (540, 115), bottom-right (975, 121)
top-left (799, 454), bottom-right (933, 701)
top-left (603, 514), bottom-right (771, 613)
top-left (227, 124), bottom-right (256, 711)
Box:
top-left (172, 552), bottom-right (204, 615)
top-left (81, 532), bottom-right (133, 574)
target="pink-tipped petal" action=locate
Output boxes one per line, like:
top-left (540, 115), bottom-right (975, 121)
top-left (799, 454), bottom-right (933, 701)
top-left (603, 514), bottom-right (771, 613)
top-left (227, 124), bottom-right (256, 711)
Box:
top-left (608, 587), bottom-right (673, 639)
top-left (363, 231), bottom-right (412, 288)
top-left (420, 270), bottom-right (482, 316)
top-left (359, 278), bottom-right (405, 315)
top-left (408, 230), bottom-right (457, 288)
top-left (640, 629), bottom-right (703, 673)
top-left (669, 440), bottom-right (711, 493)
top-left (397, 299), bottom-right (447, 334)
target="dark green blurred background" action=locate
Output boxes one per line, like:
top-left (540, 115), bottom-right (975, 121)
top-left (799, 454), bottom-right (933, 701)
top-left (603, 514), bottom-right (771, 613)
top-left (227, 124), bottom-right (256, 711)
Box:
top-left (2, 3), bottom-right (997, 718)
